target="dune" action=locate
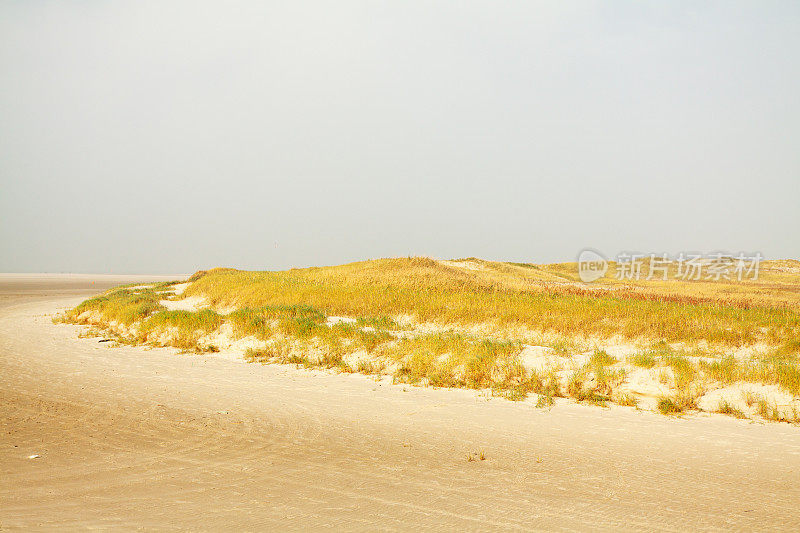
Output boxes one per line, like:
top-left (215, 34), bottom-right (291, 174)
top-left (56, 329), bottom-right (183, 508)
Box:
top-left (56, 258), bottom-right (800, 421)
top-left (2, 274), bottom-right (800, 530)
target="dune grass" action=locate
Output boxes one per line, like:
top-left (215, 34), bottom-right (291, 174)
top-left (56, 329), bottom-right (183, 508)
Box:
top-left (717, 401), bottom-right (748, 419)
top-left (629, 352), bottom-right (659, 369)
top-left (184, 258), bottom-right (800, 348)
top-left (60, 257), bottom-right (800, 421)
top-left (69, 286), bottom-right (168, 325)
top-left (386, 333), bottom-right (525, 390)
top-left (565, 353), bottom-right (626, 407)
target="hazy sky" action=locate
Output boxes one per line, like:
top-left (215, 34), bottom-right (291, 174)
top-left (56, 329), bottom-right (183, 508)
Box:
top-left (1, 1), bottom-right (798, 273)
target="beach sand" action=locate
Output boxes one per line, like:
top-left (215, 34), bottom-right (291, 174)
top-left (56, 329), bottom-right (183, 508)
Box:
top-left (1, 274), bottom-right (799, 530)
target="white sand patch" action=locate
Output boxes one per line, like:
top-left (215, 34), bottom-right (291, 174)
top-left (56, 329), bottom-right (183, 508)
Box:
top-left (395, 314), bottom-right (415, 327)
top-left (198, 323), bottom-right (266, 362)
top-left (518, 345), bottom-right (558, 374)
top-left (729, 343), bottom-right (772, 360)
top-left (617, 367), bottom-right (673, 399)
top-left (439, 260), bottom-right (487, 272)
top-left (124, 285), bottom-right (152, 291)
top-left (342, 349), bottom-right (384, 372)
top-left (326, 316), bottom-right (357, 326)
top-left (160, 295), bottom-right (208, 312)
top-left (145, 326), bottom-right (182, 346)
top-left (171, 282), bottom-right (190, 295)
top-left (124, 282), bottom-right (191, 294)
top-left (603, 344), bottom-right (640, 359)
top-left (697, 383), bottom-right (800, 418)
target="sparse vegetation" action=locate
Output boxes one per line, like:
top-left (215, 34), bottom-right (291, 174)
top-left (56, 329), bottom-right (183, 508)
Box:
top-left (535, 392), bottom-right (556, 408)
top-left (717, 401), bottom-right (748, 419)
top-left (614, 392), bottom-right (638, 408)
top-left (629, 352), bottom-right (658, 368)
top-left (184, 259), bottom-right (800, 347)
top-left (662, 355), bottom-right (696, 392)
top-left (700, 356), bottom-right (739, 385)
top-left (657, 397), bottom-right (683, 415)
top-left (69, 286), bottom-right (167, 325)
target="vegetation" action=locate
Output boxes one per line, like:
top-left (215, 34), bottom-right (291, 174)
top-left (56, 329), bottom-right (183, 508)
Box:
top-left (182, 258), bottom-right (800, 347)
top-left (629, 352), bottom-right (658, 368)
top-left (657, 397), bottom-right (684, 415)
top-left (716, 401), bottom-right (748, 419)
top-left (69, 286), bottom-right (167, 325)
top-left (59, 256), bottom-right (800, 423)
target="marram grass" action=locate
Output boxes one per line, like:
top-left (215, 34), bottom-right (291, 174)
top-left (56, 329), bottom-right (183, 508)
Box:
top-left (183, 258), bottom-right (799, 347)
top-left (60, 257), bottom-right (800, 421)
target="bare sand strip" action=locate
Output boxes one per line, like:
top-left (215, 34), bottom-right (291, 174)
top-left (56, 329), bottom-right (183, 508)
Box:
top-left (1, 277), bottom-right (800, 530)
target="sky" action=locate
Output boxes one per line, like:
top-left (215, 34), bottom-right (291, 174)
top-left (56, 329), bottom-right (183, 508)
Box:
top-left (1, 1), bottom-right (798, 274)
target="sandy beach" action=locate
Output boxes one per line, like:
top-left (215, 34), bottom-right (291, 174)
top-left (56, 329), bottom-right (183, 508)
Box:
top-left (2, 275), bottom-right (800, 531)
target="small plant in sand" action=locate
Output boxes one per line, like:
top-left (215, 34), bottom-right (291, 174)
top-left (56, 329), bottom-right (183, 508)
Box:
top-left (716, 401), bottom-right (748, 419)
top-left (535, 393), bottom-right (556, 408)
top-left (629, 352), bottom-right (658, 369)
top-left (657, 391), bottom-right (698, 415)
top-left (657, 397), bottom-right (682, 415)
top-left (614, 392), bottom-right (638, 408)
top-left (467, 450), bottom-right (487, 462)
top-left (700, 356), bottom-right (739, 385)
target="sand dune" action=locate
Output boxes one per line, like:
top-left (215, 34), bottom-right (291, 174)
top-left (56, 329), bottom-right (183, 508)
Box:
top-left (2, 276), bottom-right (800, 530)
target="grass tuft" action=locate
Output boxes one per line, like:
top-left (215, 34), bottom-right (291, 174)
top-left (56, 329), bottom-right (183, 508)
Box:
top-left (717, 401), bottom-right (748, 419)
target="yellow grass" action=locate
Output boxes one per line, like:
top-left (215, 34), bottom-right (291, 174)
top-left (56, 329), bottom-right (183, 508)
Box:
top-left (60, 257), bottom-right (800, 421)
top-left (184, 258), bottom-right (799, 348)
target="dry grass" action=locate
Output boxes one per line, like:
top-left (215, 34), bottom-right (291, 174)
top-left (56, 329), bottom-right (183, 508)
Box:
top-left (69, 286), bottom-right (168, 325)
top-left (59, 257), bottom-right (800, 422)
top-left (657, 397), bottom-right (685, 415)
top-left (387, 333), bottom-right (524, 390)
top-left (716, 401), bottom-right (748, 419)
top-left (614, 392), bottom-right (638, 408)
top-left (183, 259), bottom-right (800, 348)
top-left (629, 352), bottom-right (658, 368)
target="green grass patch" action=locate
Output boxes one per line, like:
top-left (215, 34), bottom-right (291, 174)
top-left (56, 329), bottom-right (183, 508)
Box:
top-left (699, 356), bottom-right (739, 384)
top-left (717, 401), bottom-right (748, 419)
top-left (69, 287), bottom-right (166, 325)
top-left (629, 352), bottom-right (658, 368)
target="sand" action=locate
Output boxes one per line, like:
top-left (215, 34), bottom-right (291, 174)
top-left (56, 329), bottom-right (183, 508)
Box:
top-left (2, 275), bottom-right (800, 530)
